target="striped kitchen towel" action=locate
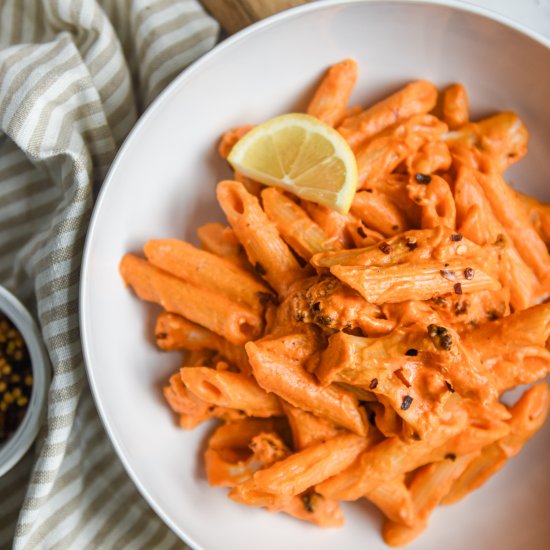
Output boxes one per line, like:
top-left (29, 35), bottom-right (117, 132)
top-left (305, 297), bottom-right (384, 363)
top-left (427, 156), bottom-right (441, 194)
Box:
top-left (0, 1), bottom-right (218, 548)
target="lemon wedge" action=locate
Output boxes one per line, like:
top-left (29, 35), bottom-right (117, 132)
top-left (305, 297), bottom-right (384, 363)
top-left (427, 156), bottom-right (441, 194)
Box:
top-left (227, 113), bottom-right (357, 213)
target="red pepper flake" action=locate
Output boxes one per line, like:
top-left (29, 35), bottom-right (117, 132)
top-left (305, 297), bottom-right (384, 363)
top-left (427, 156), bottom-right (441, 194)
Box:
top-left (405, 348), bottom-right (418, 356)
top-left (464, 267), bottom-right (475, 280)
top-left (451, 233), bottom-right (463, 241)
top-left (405, 237), bottom-right (418, 251)
top-left (445, 453), bottom-right (457, 461)
top-left (454, 282), bottom-right (463, 295)
top-left (357, 226), bottom-right (367, 239)
top-left (440, 269), bottom-right (456, 281)
top-left (369, 378), bottom-right (378, 390)
top-left (401, 395), bottom-right (413, 410)
top-left (415, 173), bottom-right (432, 184)
top-left (378, 242), bottom-right (392, 254)
top-left (445, 381), bottom-right (455, 393)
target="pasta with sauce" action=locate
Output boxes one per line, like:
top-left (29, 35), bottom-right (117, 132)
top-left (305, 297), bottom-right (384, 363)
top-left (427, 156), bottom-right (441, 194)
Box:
top-left (119, 59), bottom-right (550, 546)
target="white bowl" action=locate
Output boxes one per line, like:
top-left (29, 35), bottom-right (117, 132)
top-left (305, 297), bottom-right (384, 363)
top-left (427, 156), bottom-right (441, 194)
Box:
top-left (80, 1), bottom-right (550, 549)
top-left (0, 286), bottom-right (50, 477)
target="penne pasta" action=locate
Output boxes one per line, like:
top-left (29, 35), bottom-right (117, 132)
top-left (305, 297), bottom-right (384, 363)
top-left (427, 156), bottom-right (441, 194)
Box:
top-left (217, 180), bottom-right (307, 295)
top-left (180, 367), bottom-right (283, 417)
top-left (307, 58), bottom-right (358, 127)
top-left (474, 171), bottom-right (550, 285)
top-left (351, 190), bottom-right (410, 237)
top-left (331, 259), bottom-right (500, 304)
top-left (197, 222), bottom-right (249, 266)
top-left (365, 476), bottom-right (415, 527)
top-left (282, 401), bottom-right (342, 450)
top-left (119, 254), bottom-right (262, 345)
top-left (277, 492), bottom-right (344, 528)
top-left (406, 174), bottom-right (456, 229)
top-left (316, 397), bottom-right (469, 500)
top-left (218, 125), bottom-right (254, 159)
top-left (205, 418), bottom-right (290, 486)
top-left (354, 114), bottom-right (448, 187)
top-left (246, 335), bottom-right (367, 435)
top-left (302, 201), bottom-right (354, 249)
top-left (230, 433), bottom-right (367, 502)
top-left (144, 238), bottom-right (271, 313)
top-left (121, 62), bottom-right (550, 542)
top-left (262, 187), bottom-right (337, 259)
top-left (442, 83), bottom-right (469, 129)
top-left (338, 80), bottom-right (438, 149)
top-left (408, 140), bottom-right (452, 175)
top-left (444, 112), bottom-right (528, 173)
top-left (382, 452), bottom-right (479, 546)
top-left (155, 312), bottom-right (251, 374)
top-left (442, 383), bottom-right (549, 505)
top-left (462, 303), bottom-right (550, 391)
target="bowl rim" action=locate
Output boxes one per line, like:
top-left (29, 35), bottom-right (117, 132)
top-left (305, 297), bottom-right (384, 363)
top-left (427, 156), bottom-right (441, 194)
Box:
top-left (80, 0), bottom-right (550, 547)
top-left (0, 286), bottom-right (50, 478)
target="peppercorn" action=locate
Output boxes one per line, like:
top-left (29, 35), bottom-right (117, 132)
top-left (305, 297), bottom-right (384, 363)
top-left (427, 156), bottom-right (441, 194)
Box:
top-left (415, 173), bottom-right (431, 184)
top-left (428, 324), bottom-right (453, 350)
top-left (0, 312), bottom-right (32, 445)
top-left (401, 395), bottom-right (413, 410)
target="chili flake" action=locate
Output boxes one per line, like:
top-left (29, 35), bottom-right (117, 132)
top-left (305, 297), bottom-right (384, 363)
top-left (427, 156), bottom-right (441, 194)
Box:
top-left (451, 233), bottom-right (463, 242)
top-left (464, 267), bottom-right (475, 280)
top-left (454, 282), bottom-right (463, 295)
top-left (378, 242), bottom-right (392, 254)
top-left (369, 378), bottom-right (378, 390)
top-left (405, 349), bottom-right (418, 356)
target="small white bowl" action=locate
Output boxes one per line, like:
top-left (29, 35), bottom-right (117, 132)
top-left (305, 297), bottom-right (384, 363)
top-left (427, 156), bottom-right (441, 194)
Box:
top-left (0, 286), bottom-right (50, 477)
